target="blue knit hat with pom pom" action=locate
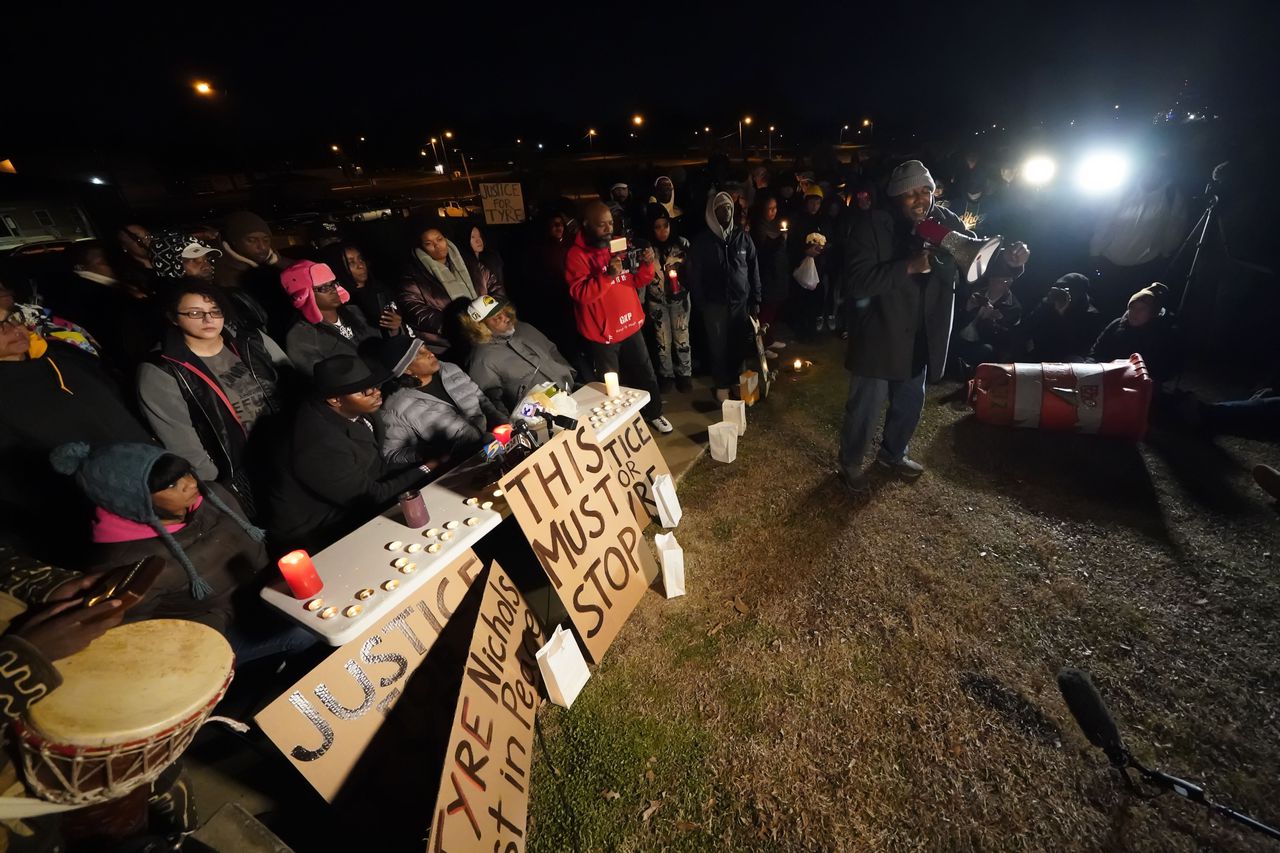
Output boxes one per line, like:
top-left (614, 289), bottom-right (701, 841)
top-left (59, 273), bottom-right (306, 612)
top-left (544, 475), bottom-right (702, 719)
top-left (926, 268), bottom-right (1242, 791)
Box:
top-left (50, 442), bottom-right (264, 601)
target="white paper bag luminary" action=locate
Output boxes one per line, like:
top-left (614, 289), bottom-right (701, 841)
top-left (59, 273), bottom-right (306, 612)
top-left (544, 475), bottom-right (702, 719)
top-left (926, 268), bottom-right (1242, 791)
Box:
top-left (536, 625), bottom-right (591, 709)
top-left (721, 399), bottom-right (747, 436)
top-left (655, 532), bottom-right (685, 598)
top-left (708, 421), bottom-right (738, 463)
top-left (652, 473), bottom-right (682, 528)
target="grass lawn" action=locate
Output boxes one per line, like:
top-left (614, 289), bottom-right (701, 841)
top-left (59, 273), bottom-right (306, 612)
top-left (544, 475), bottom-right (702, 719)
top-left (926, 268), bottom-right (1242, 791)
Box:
top-left (526, 338), bottom-right (1279, 852)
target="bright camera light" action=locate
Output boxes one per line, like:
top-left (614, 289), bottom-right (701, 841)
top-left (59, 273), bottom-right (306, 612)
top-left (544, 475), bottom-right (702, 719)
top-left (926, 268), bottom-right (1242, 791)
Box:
top-left (1021, 156), bottom-right (1056, 186)
top-left (1075, 151), bottom-right (1130, 195)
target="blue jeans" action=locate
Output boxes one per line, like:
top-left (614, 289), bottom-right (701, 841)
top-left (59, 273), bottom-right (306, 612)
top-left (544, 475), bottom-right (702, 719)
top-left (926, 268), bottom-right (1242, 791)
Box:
top-left (1205, 396), bottom-right (1280, 440)
top-left (838, 368), bottom-right (927, 477)
top-left (228, 623), bottom-right (318, 665)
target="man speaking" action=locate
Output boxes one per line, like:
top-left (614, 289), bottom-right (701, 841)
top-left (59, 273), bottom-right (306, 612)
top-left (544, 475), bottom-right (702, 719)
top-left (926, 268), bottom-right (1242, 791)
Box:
top-left (837, 160), bottom-right (1027, 492)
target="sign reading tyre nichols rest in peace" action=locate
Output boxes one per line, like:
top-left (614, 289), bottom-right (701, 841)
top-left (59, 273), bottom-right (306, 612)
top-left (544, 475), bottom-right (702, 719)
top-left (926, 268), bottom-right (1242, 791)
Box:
top-left (499, 426), bottom-right (658, 661)
top-left (428, 561), bottom-right (542, 853)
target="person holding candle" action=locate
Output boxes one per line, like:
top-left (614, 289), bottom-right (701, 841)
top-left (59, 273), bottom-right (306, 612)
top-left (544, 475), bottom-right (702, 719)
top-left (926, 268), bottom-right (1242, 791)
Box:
top-left (642, 205), bottom-right (693, 394)
top-left (565, 201), bottom-right (673, 434)
top-left (49, 441), bottom-right (313, 661)
top-left (750, 193), bottom-right (791, 352)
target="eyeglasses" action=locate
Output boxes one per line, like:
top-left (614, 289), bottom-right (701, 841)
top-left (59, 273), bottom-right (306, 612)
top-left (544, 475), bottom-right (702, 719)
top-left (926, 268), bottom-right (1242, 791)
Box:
top-left (175, 309), bottom-right (224, 320)
top-left (313, 282), bottom-right (339, 294)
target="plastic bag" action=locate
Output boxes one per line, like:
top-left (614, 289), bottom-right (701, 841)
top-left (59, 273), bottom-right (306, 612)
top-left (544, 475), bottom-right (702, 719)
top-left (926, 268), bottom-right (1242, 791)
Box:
top-left (793, 256), bottom-right (820, 290)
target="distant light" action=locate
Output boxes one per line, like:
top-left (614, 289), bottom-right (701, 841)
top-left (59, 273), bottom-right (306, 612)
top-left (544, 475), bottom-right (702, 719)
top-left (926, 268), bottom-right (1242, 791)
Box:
top-left (588, 128), bottom-right (597, 136)
top-left (742, 116), bottom-right (752, 125)
top-left (420, 149), bottom-right (427, 156)
top-left (430, 137), bottom-right (438, 144)
top-left (632, 114), bottom-right (644, 126)
top-left (768, 125), bottom-right (775, 132)
top-left (1113, 104), bottom-right (1120, 110)
top-left (703, 126), bottom-right (710, 132)
top-left (444, 131), bottom-right (453, 139)
top-left (537, 143), bottom-right (543, 149)
top-left (330, 144), bottom-right (340, 152)
top-left (359, 136), bottom-right (366, 141)
top-left (843, 124), bottom-right (849, 130)
top-left (193, 81), bottom-right (213, 96)
top-left (1020, 156), bottom-right (1056, 186)
top-left (1075, 151), bottom-right (1130, 195)
top-left (516, 138), bottom-right (522, 144)
top-left (89, 176), bottom-right (105, 185)
top-left (862, 119), bottom-right (871, 127)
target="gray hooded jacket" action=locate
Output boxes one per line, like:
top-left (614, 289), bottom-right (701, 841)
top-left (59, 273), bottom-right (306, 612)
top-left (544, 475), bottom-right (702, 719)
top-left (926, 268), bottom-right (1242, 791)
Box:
top-left (686, 192), bottom-right (762, 309)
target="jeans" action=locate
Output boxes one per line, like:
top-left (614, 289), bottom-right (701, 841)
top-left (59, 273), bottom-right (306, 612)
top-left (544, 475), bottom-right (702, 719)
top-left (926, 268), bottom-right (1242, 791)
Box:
top-left (590, 331), bottom-right (663, 419)
top-left (1205, 395), bottom-right (1280, 440)
top-left (838, 367), bottom-right (928, 477)
top-left (646, 298), bottom-right (691, 379)
top-left (700, 302), bottom-right (751, 390)
top-left (228, 622), bottom-right (318, 665)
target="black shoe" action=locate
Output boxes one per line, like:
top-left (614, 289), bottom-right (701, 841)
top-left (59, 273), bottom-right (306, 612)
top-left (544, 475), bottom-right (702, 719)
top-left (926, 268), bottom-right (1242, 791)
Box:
top-left (658, 376), bottom-right (675, 393)
top-left (675, 375), bottom-right (693, 393)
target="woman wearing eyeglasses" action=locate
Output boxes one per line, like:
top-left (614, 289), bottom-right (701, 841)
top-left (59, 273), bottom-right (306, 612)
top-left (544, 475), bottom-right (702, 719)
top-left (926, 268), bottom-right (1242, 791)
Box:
top-left (136, 280), bottom-right (292, 516)
top-left (279, 259), bottom-right (381, 378)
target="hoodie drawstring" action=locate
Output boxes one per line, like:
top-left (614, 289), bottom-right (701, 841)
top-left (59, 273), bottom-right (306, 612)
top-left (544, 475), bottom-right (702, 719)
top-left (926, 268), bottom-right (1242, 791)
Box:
top-left (45, 356), bottom-right (73, 395)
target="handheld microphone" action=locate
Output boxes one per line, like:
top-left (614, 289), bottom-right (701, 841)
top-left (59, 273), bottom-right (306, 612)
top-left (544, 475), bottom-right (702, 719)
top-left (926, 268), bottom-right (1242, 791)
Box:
top-left (1057, 668), bottom-right (1128, 767)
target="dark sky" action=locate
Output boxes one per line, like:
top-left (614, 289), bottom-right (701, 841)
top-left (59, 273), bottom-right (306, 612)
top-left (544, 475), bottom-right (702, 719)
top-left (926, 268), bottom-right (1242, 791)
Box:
top-left (4, 1), bottom-right (1274, 167)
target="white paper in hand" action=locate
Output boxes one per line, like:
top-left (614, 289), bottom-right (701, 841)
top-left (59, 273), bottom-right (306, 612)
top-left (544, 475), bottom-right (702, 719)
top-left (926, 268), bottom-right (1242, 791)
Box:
top-left (653, 473), bottom-right (682, 528)
top-left (655, 532), bottom-right (685, 599)
top-left (535, 625), bottom-right (590, 709)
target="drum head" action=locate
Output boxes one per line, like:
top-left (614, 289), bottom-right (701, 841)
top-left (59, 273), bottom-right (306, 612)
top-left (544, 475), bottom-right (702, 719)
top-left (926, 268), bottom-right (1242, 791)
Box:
top-left (27, 620), bottom-right (233, 747)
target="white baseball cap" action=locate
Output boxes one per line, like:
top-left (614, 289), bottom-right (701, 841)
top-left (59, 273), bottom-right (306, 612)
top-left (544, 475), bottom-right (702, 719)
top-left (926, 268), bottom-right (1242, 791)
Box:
top-left (466, 295), bottom-right (506, 322)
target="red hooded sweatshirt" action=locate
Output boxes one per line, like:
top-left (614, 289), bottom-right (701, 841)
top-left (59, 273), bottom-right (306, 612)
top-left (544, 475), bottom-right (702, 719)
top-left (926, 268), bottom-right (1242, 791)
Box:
top-left (564, 232), bottom-right (656, 344)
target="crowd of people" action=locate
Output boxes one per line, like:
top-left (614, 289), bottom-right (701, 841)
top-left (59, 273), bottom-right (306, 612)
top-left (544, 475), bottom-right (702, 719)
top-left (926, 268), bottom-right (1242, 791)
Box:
top-left (0, 144), bottom-right (1271, 844)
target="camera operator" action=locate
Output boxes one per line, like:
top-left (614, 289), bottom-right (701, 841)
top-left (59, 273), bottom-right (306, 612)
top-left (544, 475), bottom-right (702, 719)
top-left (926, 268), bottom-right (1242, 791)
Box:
top-left (838, 160), bottom-right (1027, 493)
top-left (565, 201), bottom-right (673, 434)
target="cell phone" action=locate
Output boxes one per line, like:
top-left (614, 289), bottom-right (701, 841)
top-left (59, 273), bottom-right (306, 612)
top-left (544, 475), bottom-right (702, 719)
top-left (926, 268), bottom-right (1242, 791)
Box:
top-left (82, 556), bottom-right (165, 617)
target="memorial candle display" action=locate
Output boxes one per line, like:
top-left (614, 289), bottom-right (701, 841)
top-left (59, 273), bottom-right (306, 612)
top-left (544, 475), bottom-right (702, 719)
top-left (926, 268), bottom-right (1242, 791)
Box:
top-left (604, 371), bottom-right (620, 397)
top-left (278, 549), bottom-right (324, 599)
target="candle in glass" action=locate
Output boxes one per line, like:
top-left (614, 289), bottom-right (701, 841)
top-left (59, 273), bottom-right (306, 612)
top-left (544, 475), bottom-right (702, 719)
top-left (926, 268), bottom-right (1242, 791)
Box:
top-left (278, 549), bottom-right (324, 599)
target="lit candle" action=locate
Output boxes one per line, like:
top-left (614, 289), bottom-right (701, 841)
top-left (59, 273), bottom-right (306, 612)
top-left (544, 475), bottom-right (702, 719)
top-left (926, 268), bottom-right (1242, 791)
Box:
top-left (492, 423), bottom-right (513, 446)
top-left (780, 220), bottom-right (789, 233)
top-left (793, 358), bottom-right (804, 372)
top-left (278, 549), bottom-right (323, 599)
top-left (604, 372), bottom-right (620, 397)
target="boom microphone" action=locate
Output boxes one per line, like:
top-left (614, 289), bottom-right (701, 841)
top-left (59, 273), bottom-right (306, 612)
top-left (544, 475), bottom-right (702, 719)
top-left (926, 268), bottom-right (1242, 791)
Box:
top-left (1057, 668), bottom-right (1128, 767)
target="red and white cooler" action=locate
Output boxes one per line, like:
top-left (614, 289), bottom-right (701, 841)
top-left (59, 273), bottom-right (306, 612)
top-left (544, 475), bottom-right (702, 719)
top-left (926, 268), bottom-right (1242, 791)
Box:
top-left (967, 354), bottom-right (1153, 440)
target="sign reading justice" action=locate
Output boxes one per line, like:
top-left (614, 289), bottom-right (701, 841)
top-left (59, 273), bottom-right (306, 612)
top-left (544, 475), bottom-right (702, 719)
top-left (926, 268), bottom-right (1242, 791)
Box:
top-left (428, 561), bottom-right (542, 853)
top-left (599, 412), bottom-right (672, 527)
top-left (499, 426), bottom-right (657, 661)
top-left (256, 550), bottom-right (484, 801)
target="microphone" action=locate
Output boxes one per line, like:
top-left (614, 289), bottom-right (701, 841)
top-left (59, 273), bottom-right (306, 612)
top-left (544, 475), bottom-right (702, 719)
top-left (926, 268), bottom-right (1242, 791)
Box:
top-left (1057, 668), bottom-right (1128, 767)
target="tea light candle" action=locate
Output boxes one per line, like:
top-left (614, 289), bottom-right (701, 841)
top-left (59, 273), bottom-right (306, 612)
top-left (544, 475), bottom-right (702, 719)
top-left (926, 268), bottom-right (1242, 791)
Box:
top-left (278, 550), bottom-right (323, 599)
top-left (792, 358), bottom-right (804, 373)
top-left (780, 220), bottom-right (789, 233)
top-left (604, 371), bottom-right (620, 397)
top-left (492, 424), bottom-right (513, 446)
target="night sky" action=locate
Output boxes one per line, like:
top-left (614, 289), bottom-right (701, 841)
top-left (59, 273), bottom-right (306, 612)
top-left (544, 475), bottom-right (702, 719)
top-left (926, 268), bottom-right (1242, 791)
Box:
top-left (4, 1), bottom-right (1275, 168)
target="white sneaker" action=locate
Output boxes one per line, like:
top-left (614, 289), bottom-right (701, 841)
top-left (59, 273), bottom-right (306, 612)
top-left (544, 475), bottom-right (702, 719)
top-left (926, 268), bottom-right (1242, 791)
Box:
top-left (767, 341), bottom-right (788, 351)
top-left (649, 416), bottom-right (674, 434)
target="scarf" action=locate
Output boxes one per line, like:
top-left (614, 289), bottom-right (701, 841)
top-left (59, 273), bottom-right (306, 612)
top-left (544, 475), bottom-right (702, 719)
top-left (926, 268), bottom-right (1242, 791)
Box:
top-left (753, 216), bottom-right (782, 242)
top-left (221, 240), bottom-right (280, 269)
top-left (415, 243), bottom-right (477, 301)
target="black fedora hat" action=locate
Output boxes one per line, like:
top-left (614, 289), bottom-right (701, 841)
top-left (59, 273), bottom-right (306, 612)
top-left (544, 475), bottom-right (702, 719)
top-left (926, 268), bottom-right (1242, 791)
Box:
top-left (314, 354), bottom-right (392, 397)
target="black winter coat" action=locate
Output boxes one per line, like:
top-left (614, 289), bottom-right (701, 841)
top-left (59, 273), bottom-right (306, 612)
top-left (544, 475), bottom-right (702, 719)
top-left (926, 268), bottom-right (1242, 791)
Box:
top-left (843, 204), bottom-right (972, 382)
top-left (751, 228), bottom-right (790, 305)
top-left (686, 227), bottom-right (762, 310)
top-left (265, 399), bottom-right (427, 554)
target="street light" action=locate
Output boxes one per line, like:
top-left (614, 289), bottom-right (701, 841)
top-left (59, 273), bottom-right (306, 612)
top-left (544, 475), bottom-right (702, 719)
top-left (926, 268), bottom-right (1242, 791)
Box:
top-left (330, 144), bottom-right (340, 153)
top-left (739, 116), bottom-right (752, 153)
top-left (632, 114), bottom-right (644, 127)
top-left (767, 125), bottom-right (775, 159)
top-left (193, 80), bottom-right (213, 96)
top-left (840, 124), bottom-right (850, 143)
top-left (586, 128), bottom-right (597, 151)
top-left (703, 126), bottom-right (710, 133)
top-left (444, 131), bottom-right (454, 140)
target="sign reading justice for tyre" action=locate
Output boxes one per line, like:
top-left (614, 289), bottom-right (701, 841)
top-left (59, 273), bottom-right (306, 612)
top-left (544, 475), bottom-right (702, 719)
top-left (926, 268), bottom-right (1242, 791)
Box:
top-left (498, 426), bottom-right (657, 661)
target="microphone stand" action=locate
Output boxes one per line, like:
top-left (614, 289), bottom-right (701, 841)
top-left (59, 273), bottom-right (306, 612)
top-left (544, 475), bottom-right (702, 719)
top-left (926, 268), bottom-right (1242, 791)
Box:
top-left (1104, 741), bottom-right (1280, 840)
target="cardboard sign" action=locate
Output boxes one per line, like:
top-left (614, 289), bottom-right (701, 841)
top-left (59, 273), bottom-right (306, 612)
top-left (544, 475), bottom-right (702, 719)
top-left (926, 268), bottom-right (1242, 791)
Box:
top-left (599, 413), bottom-right (672, 527)
top-left (499, 427), bottom-right (657, 662)
top-left (255, 550), bottom-right (484, 802)
top-left (428, 561), bottom-right (542, 853)
top-left (481, 182), bottom-right (526, 225)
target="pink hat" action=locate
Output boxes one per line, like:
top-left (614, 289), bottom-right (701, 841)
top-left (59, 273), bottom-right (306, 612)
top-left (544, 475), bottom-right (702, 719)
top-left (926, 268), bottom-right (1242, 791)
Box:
top-left (280, 260), bottom-right (349, 324)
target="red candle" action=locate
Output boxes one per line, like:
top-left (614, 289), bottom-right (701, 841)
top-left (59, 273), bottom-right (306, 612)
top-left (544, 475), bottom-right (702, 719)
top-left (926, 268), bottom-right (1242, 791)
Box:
top-left (492, 424), bottom-right (513, 446)
top-left (278, 550), bottom-right (323, 599)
